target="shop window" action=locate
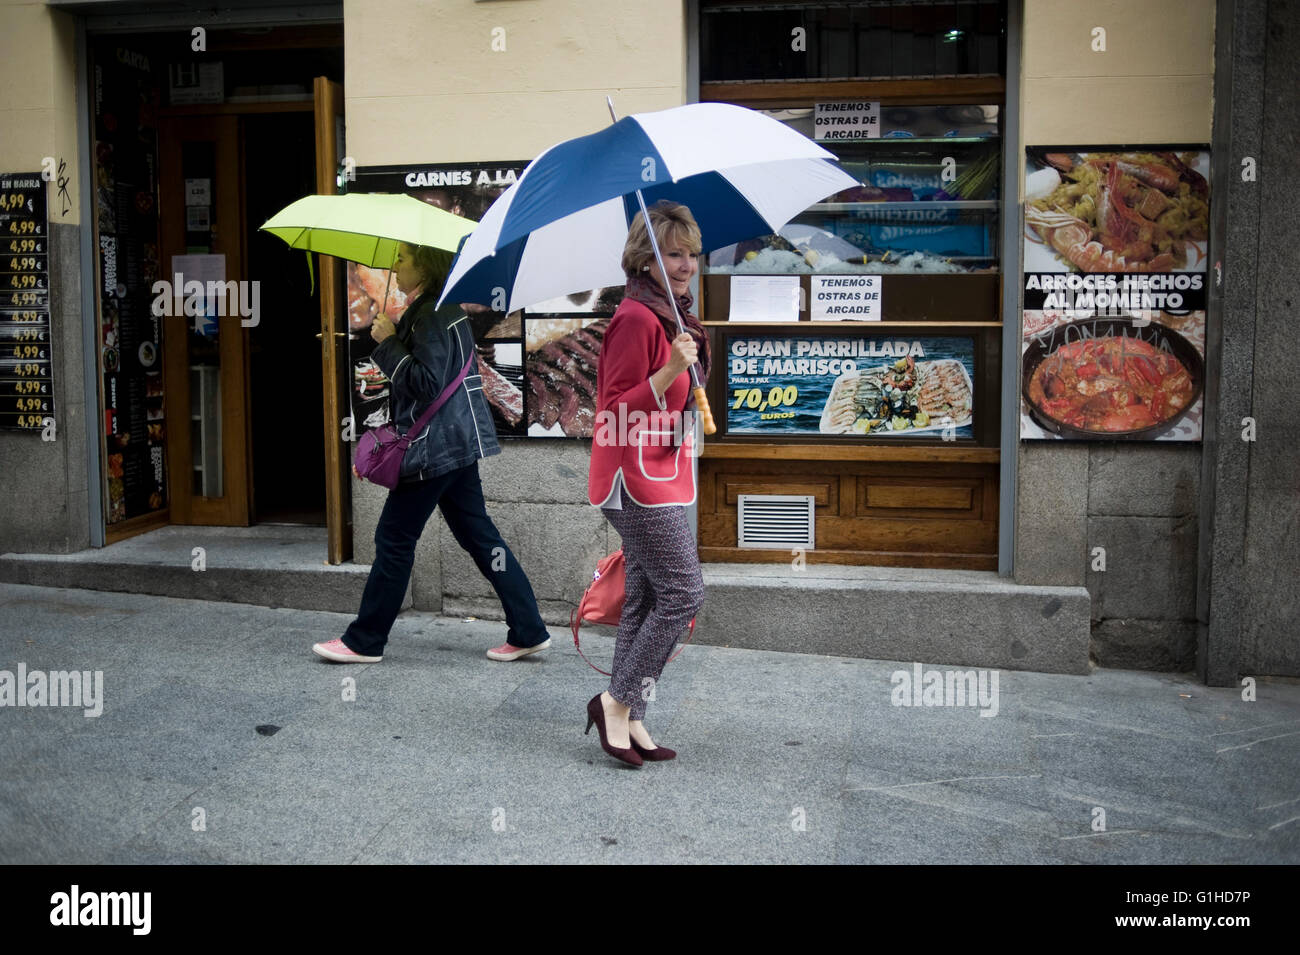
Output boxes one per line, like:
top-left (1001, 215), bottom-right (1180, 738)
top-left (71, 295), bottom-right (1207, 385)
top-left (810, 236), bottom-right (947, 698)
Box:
top-left (695, 0), bottom-right (1008, 568)
top-left (705, 105), bottom-right (1001, 277)
top-left (700, 0), bottom-right (1005, 82)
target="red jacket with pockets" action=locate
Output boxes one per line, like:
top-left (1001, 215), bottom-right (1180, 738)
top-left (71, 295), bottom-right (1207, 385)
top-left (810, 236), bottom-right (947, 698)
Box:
top-left (588, 298), bottom-right (697, 507)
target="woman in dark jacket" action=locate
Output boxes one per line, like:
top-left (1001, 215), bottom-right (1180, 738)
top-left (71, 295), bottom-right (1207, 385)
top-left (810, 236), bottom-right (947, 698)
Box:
top-left (313, 242), bottom-right (551, 663)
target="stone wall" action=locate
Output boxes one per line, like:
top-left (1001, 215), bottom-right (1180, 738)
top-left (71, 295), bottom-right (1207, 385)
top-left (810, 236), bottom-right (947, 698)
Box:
top-left (0, 222), bottom-right (91, 555)
top-left (1086, 445), bottom-right (1200, 670)
top-left (1198, 0), bottom-right (1300, 682)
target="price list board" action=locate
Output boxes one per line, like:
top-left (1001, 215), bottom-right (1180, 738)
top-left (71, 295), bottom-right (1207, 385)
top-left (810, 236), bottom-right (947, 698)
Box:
top-left (0, 173), bottom-right (53, 431)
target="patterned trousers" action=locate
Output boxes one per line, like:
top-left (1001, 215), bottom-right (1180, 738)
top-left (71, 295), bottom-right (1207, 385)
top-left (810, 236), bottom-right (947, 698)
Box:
top-left (602, 501), bottom-right (705, 721)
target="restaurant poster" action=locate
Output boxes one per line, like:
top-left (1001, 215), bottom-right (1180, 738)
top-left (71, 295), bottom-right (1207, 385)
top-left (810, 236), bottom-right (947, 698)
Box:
top-left (1022, 147), bottom-right (1210, 441)
top-left (347, 163), bottom-right (529, 439)
top-left (0, 174), bottom-right (54, 432)
top-left (94, 45), bottom-right (166, 521)
top-left (522, 286), bottom-right (625, 437)
top-left (726, 334), bottom-right (975, 438)
top-left (347, 163), bottom-right (624, 442)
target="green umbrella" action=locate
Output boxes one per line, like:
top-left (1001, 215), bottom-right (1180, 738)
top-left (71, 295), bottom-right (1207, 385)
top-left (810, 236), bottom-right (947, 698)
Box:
top-left (261, 192), bottom-right (476, 265)
top-left (259, 193), bottom-right (478, 301)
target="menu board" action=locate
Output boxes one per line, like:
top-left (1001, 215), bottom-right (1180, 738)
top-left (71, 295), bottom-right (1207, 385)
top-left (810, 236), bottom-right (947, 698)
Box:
top-left (1021, 146), bottom-right (1210, 441)
top-left (726, 334), bottom-right (975, 438)
top-left (0, 174), bottom-right (54, 432)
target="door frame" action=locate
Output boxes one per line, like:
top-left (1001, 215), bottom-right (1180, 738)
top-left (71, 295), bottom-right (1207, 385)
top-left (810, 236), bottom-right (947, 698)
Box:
top-left (157, 112), bottom-right (252, 526)
top-left (156, 94), bottom-right (349, 553)
top-left (314, 76), bottom-right (353, 564)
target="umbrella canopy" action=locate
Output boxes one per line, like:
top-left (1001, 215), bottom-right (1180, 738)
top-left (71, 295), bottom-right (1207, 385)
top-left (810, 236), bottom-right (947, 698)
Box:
top-left (437, 102), bottom-right (858, 312)
top-left (260, 192), bottom-right (477, 268)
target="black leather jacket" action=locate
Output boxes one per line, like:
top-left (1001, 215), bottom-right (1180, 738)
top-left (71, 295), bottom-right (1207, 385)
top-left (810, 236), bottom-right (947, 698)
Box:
top-left (369, 289), bottom-right (500, 482)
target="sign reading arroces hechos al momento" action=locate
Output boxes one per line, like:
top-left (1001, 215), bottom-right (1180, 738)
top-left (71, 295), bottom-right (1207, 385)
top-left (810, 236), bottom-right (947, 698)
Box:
top-left (0, 173), bottom-right (53, 433)
top-left (1021, 147), bottom-right (1210, 442)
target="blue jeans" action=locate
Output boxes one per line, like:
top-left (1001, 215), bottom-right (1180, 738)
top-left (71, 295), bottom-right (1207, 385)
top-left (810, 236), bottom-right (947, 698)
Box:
top-left (341, 461), bottom-right (549, 656)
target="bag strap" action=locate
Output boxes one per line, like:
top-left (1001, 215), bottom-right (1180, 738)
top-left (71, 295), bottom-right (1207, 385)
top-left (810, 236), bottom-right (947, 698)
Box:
top-left (405, 350), bottom-right (476, 437)
top-left (570, 607), bottom-right (612, 677)
top-left (569, 606), bottom-right (696, 676)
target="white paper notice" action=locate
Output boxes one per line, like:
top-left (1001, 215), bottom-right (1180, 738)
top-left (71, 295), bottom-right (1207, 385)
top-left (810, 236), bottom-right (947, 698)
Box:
top-left (814, 101), bottom-right (880, 141)
top-left (811, 275), bottom-right (881, 321)
top-left (728, 275), bottom-right (801, 323)
top-left (171, 253), bottom-right (225, 288)
top-left (170, 254), bottom-right (227, 336)
top-left (185, 178), bottom-right (211, 206)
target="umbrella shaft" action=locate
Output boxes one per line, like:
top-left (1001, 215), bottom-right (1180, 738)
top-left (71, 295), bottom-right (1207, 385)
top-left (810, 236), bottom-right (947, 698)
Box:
top-left (630, 187), bottom-right (702, 391)
top-left (609, 97), bottom-right (701, 391)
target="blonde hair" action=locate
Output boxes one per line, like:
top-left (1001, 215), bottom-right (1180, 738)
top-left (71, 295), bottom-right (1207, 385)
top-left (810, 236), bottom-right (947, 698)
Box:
top-left (621, 200), bottom-right (702, 278)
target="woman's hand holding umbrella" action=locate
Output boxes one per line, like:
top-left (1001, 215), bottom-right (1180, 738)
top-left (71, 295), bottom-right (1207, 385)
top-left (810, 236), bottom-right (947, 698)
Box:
top-left (651, 333), bottom-right (698, 399)
top-left (370, 315), bottom-right (396, 343)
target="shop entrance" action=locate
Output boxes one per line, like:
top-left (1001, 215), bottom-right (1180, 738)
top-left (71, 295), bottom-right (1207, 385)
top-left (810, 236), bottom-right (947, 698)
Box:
top-left (90, 28), bottom-right (350, 559)
top-left (156, 105), bottom-right (330, 527)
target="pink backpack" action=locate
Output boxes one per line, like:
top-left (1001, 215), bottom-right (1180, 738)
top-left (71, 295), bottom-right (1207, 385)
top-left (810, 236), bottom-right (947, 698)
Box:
top-left (569, 549), bottom-right (696, 675)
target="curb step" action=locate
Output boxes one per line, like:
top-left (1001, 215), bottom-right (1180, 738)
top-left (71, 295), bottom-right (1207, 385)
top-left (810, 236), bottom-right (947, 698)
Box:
top-left (1, 529), bottom-right (1090, 674)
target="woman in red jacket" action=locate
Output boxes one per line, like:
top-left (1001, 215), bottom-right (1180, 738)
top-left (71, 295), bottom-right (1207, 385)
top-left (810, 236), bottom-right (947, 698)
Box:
top-left (585, 200), bottom-right (708, 767)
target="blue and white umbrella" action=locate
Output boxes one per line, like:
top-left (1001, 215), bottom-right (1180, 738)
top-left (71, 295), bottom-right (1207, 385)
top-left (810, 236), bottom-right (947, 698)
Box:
top-left (437, 101), bottom-right (858, 313)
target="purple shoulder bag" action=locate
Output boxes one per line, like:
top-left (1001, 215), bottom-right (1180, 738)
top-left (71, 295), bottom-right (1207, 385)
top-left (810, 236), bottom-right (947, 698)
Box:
top-left (353, 352), bottom-right (476, 490)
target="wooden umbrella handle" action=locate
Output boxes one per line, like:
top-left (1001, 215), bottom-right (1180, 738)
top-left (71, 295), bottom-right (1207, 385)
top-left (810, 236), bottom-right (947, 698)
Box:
top-left (693, 386), bottom-right (717, 435)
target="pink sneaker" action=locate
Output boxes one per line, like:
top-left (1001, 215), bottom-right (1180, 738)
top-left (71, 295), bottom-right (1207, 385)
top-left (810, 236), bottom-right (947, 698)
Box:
top-left (486, 637), bottom-right (551, 661)
top-left (312, 637), bottom-right (382, 663)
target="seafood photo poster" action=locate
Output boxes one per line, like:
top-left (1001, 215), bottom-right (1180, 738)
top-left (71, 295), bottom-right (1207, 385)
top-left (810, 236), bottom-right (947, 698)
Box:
top-left (726, 334), bottom-right (975, 438)
top-left (346, 163), bottom-right (530, 438)
top-left (1022, 146), bottom-right (1210, 441)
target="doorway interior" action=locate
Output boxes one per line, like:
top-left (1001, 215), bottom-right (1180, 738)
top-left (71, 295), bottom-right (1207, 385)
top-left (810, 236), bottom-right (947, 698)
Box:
top-left (244, 109), bottom-right (326, 525)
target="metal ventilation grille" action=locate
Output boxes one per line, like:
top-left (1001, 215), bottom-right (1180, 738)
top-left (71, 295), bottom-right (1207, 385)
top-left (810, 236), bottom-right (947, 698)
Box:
top-left (737, 495), bottom-right (815, 549)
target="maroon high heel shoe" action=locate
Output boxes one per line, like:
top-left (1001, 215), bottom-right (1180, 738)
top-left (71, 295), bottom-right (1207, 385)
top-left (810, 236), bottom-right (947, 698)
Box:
top-left (630, 739), bottom-right (676, 762)
top-left (585, 694), bottom-right (642, 767)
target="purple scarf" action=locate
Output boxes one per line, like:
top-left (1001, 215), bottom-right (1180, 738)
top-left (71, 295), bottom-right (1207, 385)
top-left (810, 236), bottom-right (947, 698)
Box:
top-left (623, 273), bottom-right (710, 382)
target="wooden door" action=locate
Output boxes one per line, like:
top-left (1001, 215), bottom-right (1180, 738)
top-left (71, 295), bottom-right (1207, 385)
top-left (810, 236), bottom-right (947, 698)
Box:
top-left (159, 114), bottom-right (252, 526)
top-left (314, 76), bottom-right (352, 564)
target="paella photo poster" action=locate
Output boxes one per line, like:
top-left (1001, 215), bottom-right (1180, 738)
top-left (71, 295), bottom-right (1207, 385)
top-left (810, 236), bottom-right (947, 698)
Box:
top-left (346, 163), bottom-right (529, 438)
top-left (1021, 146), bottom-right (1210, 441)
top-left (726, 334), bottom-right (975, 438)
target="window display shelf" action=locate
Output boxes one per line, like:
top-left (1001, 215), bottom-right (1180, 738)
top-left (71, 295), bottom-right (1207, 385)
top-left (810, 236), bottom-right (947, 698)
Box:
top-left (699, 443), bottom-right (1000, 463)
top-left (701, 272), bottom-right (1002, 322)
top-left (702, 108), bottom-right (1003, 278)
top-left (808, 200), bottom-right (998, 212)
top-left (813, 136), bottom-right (999, 145)
top-left (701, 321), bottom-right (1003, 328)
